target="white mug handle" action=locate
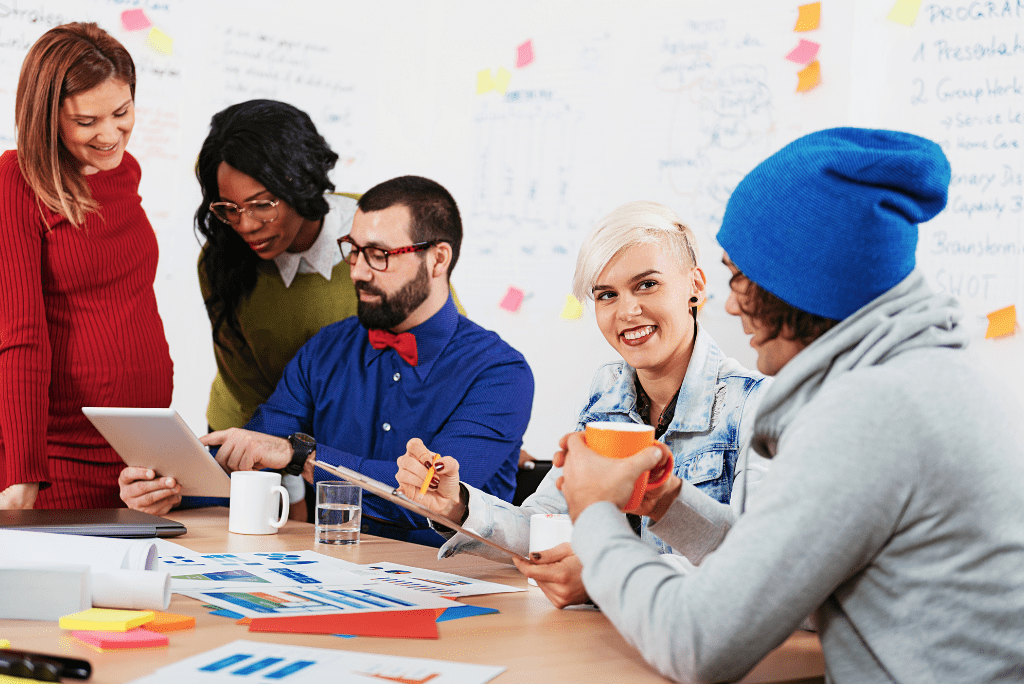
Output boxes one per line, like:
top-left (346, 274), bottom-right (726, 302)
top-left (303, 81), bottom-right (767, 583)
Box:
top-left (270, 485), bottom-right (289, 529)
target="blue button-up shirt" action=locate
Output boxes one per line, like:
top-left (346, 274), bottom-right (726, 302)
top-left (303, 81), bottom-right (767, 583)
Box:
top-left (246, 295), bottom-right (534, 546)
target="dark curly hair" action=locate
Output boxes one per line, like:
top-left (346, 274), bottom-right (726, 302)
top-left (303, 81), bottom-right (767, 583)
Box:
top-left (729, 270), bottom-right (839, 346)
top-left (195, 100), bottom-right (339, 350)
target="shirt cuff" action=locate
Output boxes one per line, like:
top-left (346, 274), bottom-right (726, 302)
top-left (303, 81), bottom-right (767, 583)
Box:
top-left (282, 474), bottom-right (306, 502)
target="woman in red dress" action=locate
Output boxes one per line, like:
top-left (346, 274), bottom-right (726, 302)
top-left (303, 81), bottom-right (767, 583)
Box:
top-left (0, 23), bottom-right (173, 509)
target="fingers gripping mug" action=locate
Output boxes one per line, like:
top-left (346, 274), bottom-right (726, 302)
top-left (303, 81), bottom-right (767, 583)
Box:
top-left (229, 471), bottom-right (290, 535)
top-left (583, 421), bottom-right (670, 511)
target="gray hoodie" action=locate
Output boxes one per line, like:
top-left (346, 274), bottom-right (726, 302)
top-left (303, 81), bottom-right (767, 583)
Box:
top-left (574, 271), bottom-right (1024, 683)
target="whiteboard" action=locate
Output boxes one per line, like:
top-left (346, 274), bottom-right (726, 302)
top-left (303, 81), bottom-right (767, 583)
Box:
top-left (2, 0), bottom-right (1020, 460)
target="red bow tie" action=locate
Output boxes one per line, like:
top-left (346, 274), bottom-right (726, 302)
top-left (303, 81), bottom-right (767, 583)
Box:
top-left (367, 329), bottom-right (418, 366)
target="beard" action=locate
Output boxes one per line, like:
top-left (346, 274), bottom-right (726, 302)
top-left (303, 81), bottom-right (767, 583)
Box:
top-left (356, 260), bottom-right (431, 330)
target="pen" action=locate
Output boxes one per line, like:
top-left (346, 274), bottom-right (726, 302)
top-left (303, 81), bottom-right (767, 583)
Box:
top-left (419, 453), bottom-right (441, 496)
top-left (0, 649), bottom-right (91, 681)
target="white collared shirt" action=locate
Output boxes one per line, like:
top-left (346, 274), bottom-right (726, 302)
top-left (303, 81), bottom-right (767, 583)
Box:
top-left (272, 194), bottom-right (358, 287)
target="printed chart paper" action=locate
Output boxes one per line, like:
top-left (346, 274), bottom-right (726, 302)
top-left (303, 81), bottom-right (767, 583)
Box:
top-left (161, 551), bottom-right (364, 592)
top-left (184, 584), bottom-right (456, 619)
top-left (351, 562), bottom-right (523, 598)
top-left (127, 639), bottom-right (505, 684)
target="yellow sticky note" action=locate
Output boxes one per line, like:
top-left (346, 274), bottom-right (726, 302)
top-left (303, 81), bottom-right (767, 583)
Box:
top-left (887, 0), bottom-right (922, 25)
top-left (59, 608), bottom-right (155, 632)
top-left (985, 305), bottom-right (1017, 338)
top-left (493, 67), bottom-right (512, 94)
top-left (0, 675), bottom-right (38, 684)
top-left (796, 60), bottom-right (821, 92)
top-left (0, 639), bottom-right (9, 648)
top-left (795, 2), bottom-right (821, 31)
top-left (476, 69), bottom-right (494, 95)
top-left (147, 27), bottom-right (174, 56)
top-left (559, 294), bottom-right (584, 320)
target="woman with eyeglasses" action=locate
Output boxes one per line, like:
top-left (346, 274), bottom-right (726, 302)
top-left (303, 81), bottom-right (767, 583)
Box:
top-left (116, 99), bottom-right (464, 516)
top-left (0, 24), bottom-right (173, 510)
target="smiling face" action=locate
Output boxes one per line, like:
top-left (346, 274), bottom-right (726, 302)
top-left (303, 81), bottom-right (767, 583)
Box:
top-left (58, 78), bottom-right (134, 175)
top-left (215, 162), bottom-right (321, 260)
top-left (722, 253), bottom-right (806, 376)
top-left (592, 241), bottom-right (706, 376)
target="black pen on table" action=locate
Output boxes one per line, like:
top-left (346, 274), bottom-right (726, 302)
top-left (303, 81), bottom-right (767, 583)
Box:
top-left (0, 648), bottom-right (91, 681)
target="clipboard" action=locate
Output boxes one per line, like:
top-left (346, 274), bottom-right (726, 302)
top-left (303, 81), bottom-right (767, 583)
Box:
top-left (310, 459), bottom-right (531, 561)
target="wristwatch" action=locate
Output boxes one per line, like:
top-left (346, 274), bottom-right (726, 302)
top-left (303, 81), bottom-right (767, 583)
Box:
top-left (283, 433), bottom-right (316, 476)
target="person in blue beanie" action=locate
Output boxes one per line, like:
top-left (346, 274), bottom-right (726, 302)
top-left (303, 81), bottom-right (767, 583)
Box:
top-left (555, 128), bottom-right (1024, 683)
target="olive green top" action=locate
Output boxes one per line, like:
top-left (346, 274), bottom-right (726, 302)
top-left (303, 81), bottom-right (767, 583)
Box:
top-left (200, 193), bottom-right (464, 430)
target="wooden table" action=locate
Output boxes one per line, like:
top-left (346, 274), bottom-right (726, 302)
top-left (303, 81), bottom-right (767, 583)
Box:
top-left (0, 508), bottom-right (824, 683)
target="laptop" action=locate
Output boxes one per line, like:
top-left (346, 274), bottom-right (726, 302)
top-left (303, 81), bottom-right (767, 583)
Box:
top-left (0, 508), bottom-right (186, 538)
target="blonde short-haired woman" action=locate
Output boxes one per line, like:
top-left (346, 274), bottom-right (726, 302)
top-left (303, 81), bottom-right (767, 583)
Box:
top-left (394, 200), bottom-right (768, 608)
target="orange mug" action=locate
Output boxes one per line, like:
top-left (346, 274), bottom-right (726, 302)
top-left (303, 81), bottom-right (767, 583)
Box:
top-left (583, 421), bottom-right (671, 511)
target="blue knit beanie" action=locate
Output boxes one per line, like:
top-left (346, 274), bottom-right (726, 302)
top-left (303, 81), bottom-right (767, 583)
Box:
top-left (716, 128), bottom-right (950, 320)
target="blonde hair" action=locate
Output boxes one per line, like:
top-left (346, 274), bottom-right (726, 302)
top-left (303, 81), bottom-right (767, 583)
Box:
top-left (15, 22), bottom-right (136, 228)
top-left (572, 201), bottom-right (700, 301)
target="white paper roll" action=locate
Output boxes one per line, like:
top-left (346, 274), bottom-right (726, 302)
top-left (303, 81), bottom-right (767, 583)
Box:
top-left (0, 529), bottom-right (158, 571)
top-left (91, 569), bottom-right (171, 610)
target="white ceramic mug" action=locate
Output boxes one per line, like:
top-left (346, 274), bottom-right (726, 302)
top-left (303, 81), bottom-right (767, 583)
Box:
top-left (528, 513), bottom-right (574, 586)
top-left (228, 471), bottom-right (289, 535)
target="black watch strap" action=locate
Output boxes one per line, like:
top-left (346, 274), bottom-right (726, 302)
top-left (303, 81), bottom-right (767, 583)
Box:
top-left (284, 433), bottom-right (316, 476)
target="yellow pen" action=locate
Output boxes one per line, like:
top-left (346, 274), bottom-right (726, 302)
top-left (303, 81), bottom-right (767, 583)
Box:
top-left (419, 453), bottom-right (441, 496)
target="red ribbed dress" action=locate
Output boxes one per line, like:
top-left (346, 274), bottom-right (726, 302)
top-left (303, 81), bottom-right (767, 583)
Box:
top-left (0, 150), bottom-right (173, 509)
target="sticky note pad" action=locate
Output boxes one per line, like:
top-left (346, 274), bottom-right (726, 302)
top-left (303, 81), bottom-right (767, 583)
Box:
top-left (146, 612), bottom-right (195, 632)
top-left (0, 639), bottom-right (9, 648)
top-left (985, 305), bottom-right (1017, 338)
top-left (147, 27), bottom-right (174, 56)
top-left (516, 39), bottom-right (535, 68)
top-left (887, 0), bottom-right (922, 26)
top-left (559, 294), bottom-right (584, 320)
top-left (476, 69), bottom-right (494, 95)
top-left (72, 628), bottom-right (168, 652)
top-left (493, 67), bottom-right (512, 94)
top-left (499, 286), bottom-right (525, 313)
top-left (59, 609), bottom-right (155, 632)
top-left (794, 2), bottom-right (821, 31)
top-left (785, 39), bottom-right (820, 64)
top-left (796, 60), bottom-right (821, 92)
top-left (120, 8), bottom-right (152, 31)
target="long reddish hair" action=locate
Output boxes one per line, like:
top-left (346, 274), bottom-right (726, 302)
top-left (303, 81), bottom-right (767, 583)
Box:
top-left (15, 22), bottom-right (136, 227)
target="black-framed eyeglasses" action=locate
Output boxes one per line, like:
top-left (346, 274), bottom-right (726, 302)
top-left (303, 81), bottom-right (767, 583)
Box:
top-left (209, 199), bottom-right (279, 225)
top-left (337, 235), bottom-right (443, 272)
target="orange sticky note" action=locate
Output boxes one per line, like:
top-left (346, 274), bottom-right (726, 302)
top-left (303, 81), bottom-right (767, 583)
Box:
top-left (499, 286), bottom-right (525, 312)
top-left (796, 60), bottom-right (821, 92)
top-left (120, 9), bottom-right (152, 32)
top-left (559, 294), bottom-right (583, 320)
top-left (795, 2), bottom-right (821, 31)
top-left (985, 305), bottom-right (1017, 338)
top-left (493, 67), bottom-right (512, 94)
top-left (476, 68), bottom-right (493, 94)
top-left (887, 0), bottom-right (922, 26)
top-left (147, 27), bottom-right (173, 56)
top-left (785, 39), bottom-right (820, 64)
top-left (146, 612), bottom-right (195, 632)
top-left (516, 39), bottom-right (535, 68)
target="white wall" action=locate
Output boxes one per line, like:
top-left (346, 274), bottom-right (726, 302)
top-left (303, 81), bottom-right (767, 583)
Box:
top-left (2, 0), bottom-right (1020, 456)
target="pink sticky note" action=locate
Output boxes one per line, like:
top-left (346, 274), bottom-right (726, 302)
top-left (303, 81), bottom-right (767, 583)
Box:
top-left (120, 9), bottom-right (152, 32)
top-left (516, 39), bottom-right (535, 68)
top-left (785, 39), bottom-right (820, 64)
top-left (73, 628), bottom-right (168, 652)
top-left (499, 286), bottom-right (525, 313)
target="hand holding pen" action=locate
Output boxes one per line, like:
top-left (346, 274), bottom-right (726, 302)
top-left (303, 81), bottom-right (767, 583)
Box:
top-left (395, 438), bottom-right (466, 523)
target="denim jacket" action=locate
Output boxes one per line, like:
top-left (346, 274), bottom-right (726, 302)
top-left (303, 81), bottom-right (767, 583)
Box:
top-left (437, 326), bottom-right (769, 562)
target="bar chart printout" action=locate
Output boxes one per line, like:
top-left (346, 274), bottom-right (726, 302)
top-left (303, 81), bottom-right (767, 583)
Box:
top-left (126, 639), bottom-right (505, 684)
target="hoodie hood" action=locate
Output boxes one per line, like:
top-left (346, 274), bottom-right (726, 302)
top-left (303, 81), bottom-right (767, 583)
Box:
top-left (751, 270), bottom-right (969, 459)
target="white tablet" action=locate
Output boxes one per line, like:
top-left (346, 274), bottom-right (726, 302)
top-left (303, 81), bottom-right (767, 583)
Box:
top-left (82, 407), bottom-right (231, 498)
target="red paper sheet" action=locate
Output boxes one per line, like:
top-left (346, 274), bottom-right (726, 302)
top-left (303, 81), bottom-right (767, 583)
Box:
top-left (247, 608), bottom-right (444, 639)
